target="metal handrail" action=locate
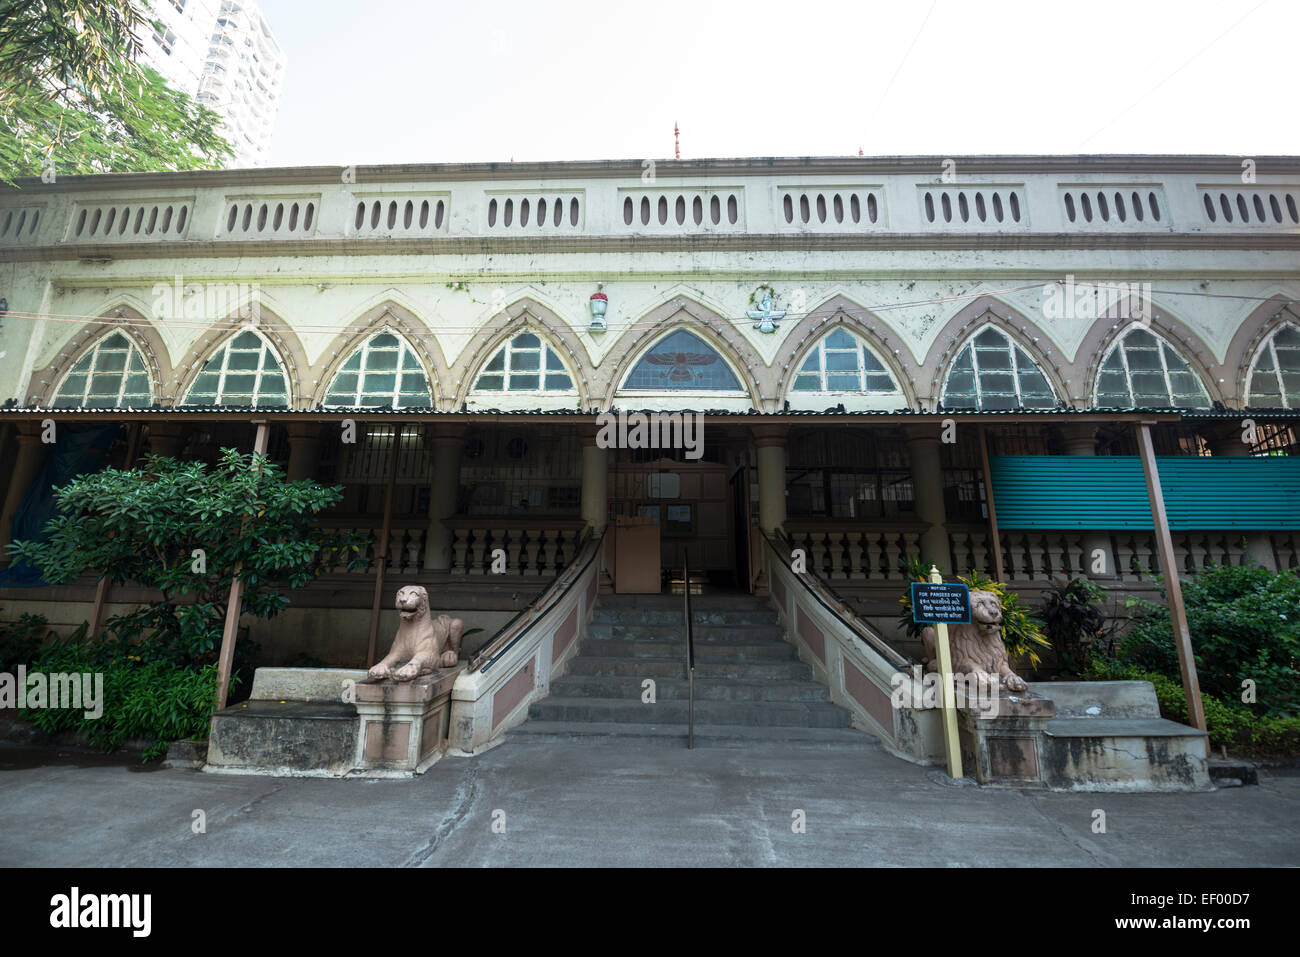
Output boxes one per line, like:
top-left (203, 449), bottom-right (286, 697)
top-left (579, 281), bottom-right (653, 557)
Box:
top-left (472, 527), bottom-right (606, 674)
top-left (762, 529), bottom-right (917, 671)
top-left (683, 557), bottom-right (695, 749)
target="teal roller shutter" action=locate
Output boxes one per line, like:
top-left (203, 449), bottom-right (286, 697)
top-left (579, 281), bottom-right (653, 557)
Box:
top-left (989, 456), bottom-right (1300, 530)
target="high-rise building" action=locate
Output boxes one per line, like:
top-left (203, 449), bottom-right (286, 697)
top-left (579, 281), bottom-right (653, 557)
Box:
top-left (141, 0), bottom-right (287, 168)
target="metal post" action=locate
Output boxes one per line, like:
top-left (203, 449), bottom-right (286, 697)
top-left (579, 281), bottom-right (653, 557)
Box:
top-left (366, 426), bottom-right (402, 668)
top-left (1135, 422), bottom-right (1206, 732)
top-left (214, 422), bottom-right (269, 712)
top-left (928, 564), bottom-right (964, 779)
top-left (978, 426), bottom-right (1005, 582)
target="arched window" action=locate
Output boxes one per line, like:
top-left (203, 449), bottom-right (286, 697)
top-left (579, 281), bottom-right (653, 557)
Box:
top-left (473, 332), bottom-right (573, 392)
top-left (621, 329), bottom-right (743, 391)
top-left (791, 328), bottom-right (900, 393)
top-left (1094, 328), bottom-right (1210, 409)
top-left (324, 332), bottom-right (431, 407)
top-left (941, 327), bottom-right (1055, 410)
top-left (182, 329), bottom-right (289, 407)
top-left (1244, 323), bottom-right (1300, 408)
top-left (52, 331), bottom-right (152, 408)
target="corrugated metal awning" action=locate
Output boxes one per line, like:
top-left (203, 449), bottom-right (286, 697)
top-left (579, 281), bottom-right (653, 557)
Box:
top-left (990, 455), bottom-right (1300, 530)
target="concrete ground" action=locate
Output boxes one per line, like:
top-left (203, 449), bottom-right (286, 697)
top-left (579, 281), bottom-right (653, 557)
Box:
top-left (1, 734), bottom-right (1297, 867)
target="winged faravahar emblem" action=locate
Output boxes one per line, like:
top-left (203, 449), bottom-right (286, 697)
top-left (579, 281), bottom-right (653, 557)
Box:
top-left (644, 349), bottom-right (718, 383)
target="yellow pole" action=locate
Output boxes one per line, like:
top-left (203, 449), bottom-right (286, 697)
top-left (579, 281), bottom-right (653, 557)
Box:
top-left (929, 564), bottom-right (964, 780)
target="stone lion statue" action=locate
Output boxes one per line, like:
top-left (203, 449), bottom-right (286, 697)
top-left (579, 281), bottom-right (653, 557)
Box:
top-left (367, 585), bottom-right (463, 682)
top-left (921, 589), bottom-right (1028, 695)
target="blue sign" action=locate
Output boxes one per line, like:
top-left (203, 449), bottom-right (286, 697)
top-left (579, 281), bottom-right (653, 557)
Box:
top-left (910, 582), bottom-right (971, 624)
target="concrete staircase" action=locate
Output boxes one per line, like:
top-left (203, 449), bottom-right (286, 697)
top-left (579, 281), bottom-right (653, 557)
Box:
top-left (513, 593), bottom-right (868, 747)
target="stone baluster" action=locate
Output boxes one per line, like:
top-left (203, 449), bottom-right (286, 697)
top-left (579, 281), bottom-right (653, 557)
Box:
top-left (877, 532), bottom-right (897, 579)
top-left (1027, 534), bottom-right (1047, 583)
top-left (450, 526), bottom-right (468, 572)
top-left (847, 531), bottom-right (865, 579)
top-left (972, 529), bottom-right (990, 578)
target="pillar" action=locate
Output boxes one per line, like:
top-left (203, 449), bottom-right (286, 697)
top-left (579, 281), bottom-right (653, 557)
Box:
top-left (579, 426), bottom-right (608, 534)
top-left (285, 423), bottom-right (323, 480)
top-left (423, 425), bottom-right (465, 572)
top-left (0, 424), bottom-right (51, 563)
top-left (1058, 424), bottom-right (1118, 580)
top-left (752, 426), bottom-right (787, 533)
top-left (903, 424), bottom-right (953, 573)
top-left (1200, 423), bottom-right (1276, 570)
top-left (146, 422), bottom-right (185, 458)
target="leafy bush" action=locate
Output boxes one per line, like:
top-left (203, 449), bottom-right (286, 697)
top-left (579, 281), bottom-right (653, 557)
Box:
top-left (1085, 657), bottom-right (1300, 757)
top-left (897, 558), bottom-right (1053, 670)
top-left (8, 449), bottom-right (369, 666)
top-left (1116, 565), bottom-right (1300, 717)
top-left (1040, 577), bottom-right (1108, 674)
top-left (0, 612), bottom-right (51, 674)
top-left (18, 625), bottom-right (234, 762)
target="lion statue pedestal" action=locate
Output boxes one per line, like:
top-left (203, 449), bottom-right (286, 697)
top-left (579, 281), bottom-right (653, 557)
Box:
top-left (353, 586), bottom-right (467, 775)
top-left (920, 587), bottom-right (1057, 786)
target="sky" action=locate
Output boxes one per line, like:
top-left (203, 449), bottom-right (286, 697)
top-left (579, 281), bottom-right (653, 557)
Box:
top-left (254, 0), bottom-right (1297, 168)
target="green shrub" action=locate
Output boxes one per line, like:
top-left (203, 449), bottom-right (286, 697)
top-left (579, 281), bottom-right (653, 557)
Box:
top-left (0, 612), bottom-right (51, 674)
top-left (1085, 656), bottom-right (1300, 757)
top-left (1117, 565), bottom-right (1300, 717)
top-left (1040, 577), bottom-right (1108, 673)
top-left (18, 626), bottom-right (234, 762)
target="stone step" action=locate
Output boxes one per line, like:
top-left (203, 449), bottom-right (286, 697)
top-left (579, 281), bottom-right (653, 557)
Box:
top-left (573, 637), bottom-right (798, 660)
top-left (588, 622), bottom-right (787, 642)
top-left (528, 696), bottom-right (853, 729)
top-left (597, 594), bottom-right (771, 610)
top-left (550, 674), bottom-right (834, 703)
top-left (591, 607), bottom-right (779, 626)
top-left (207, 701), bottom-right (358, 774)
top-left (568, 656), bottom-right (814, 680)
top-left (507, 720), bottom-right (873, 750)
top-left (1028, 680), bottom-right (1161, 719)
top-left (1040, 717), bottom-right (1211, 790)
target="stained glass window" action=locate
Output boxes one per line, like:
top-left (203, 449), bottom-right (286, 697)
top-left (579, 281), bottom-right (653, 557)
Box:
top-left (942, 327), bottom-right (1055, 410)
top-left (1094, 327), bottom-right (1210, 409)
top-left (52, 332), bottom-right (152, 408)
top-left (324, 332), bottom-right (432, 407)
top-left (473, 332), bottom-right (573, 392)
top-left (1245, 324), bottom-right (1300, 409)
top-left (181, 330), bottom-right (289, 407)
top-left (791, 328), bottom-right (900, 393)
top-left (622, 329), bottom-right (742, 391)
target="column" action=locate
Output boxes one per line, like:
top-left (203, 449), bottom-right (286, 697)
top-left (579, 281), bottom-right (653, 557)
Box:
top-left (752, 426), bottom-right (787, 533)
top-left (0, 424), bottom-right (51, 563)
top-left (285, 423), bottom-right (323, 480)
top-left (903, 424), bottom-right (953, 573)
top-left (1058, 423), bottom-right (1118, 580)
top-left (145, 422), bottom-right (185, 458)
top-left (423, 425), bottom-right (465, 572)
top-left (579, 425), bottom-right (608, 534)
top-left (1200, 423), bottom-right (1276, 570)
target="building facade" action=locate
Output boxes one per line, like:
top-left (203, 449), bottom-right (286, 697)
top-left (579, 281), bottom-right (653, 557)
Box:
top-left (0, 156), bottom-right (1297, 676)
